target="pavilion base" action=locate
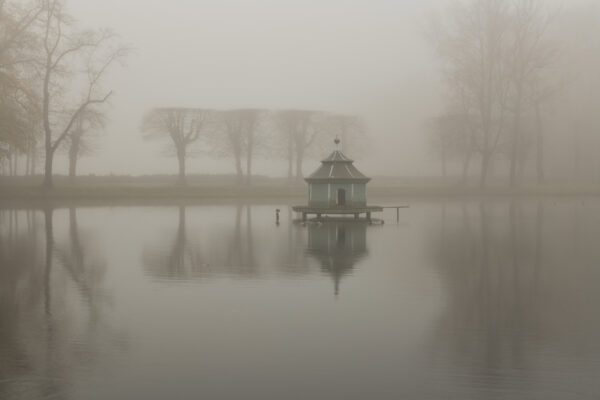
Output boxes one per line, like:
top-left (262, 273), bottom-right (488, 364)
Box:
top-left (292, 206), bottom-right (383, 222)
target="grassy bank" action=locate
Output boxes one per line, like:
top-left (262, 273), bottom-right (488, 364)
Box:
top-left (2, 180), bottom-right (600, 208)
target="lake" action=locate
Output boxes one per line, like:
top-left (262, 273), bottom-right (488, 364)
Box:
top-left (1, 199), bottom-right (599, 399)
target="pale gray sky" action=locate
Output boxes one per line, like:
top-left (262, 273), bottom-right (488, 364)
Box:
top-left (65, 0), bottom-right (453, 177)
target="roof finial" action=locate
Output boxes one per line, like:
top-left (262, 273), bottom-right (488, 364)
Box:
top-left (334, 135), bottom-right (341, 150)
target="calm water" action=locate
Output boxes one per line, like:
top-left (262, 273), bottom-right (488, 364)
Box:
top-left (1, 199), bottom-right (600, 400)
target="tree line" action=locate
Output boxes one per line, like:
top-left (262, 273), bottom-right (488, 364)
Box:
top-left (0, 0), bottom-right (128, 189)
top-left (0, 1), bottom-right (366, 188)
top-left (141, 108), bottom-right (366, 186)
top-left (428, 0), bottom-right (600, 187)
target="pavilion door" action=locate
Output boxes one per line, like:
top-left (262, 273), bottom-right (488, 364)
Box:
top-left (337, 189), bottom-right (346, 206)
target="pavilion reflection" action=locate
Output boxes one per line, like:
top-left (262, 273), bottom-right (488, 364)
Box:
top-left (305, 219), bottom-right (369, 296)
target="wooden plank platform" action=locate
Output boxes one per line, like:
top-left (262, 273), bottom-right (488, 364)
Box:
top-left (292, 205), bottom-right (383, 221)
top-left (292, 206), bottom-right (383, 213)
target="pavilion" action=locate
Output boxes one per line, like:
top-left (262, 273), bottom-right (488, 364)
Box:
top-left (293, 138), bottom-right (382, 221)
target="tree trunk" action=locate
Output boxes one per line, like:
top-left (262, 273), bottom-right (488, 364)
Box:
top-left (509, 90), bottom-right (523, 188)
top-left (25, 149), bottom-right (30, 176)
top-left (68, 153), bottom-right (77, 183)
top-left (10, 156), bottom-right (14, 176)
top-left (31, 148), bottom-right (36, 176)
top-left (295, 149), bottom-right (304, 182)
top-left (176, 147), bottom-right (186, 186)
top-left (246, 153), bottom-right (252, 186)
top-left (480, 119), bottom-right (492, 189)
top-left (68, 136), bottom-right (80, 184)
top-left (440, 139), bottom-right (447, 184)
top-left (287, 140), bottom-right (293, 181)
top-left (234, 152), bottom-right (243, 185)
top-left (535, 101), bottom-right (544, 185)
top-left (8, 152), bottom-right (13, 176)
top-left (246, 135), bottom-right (253, 186)
top-left (461, 150), bottom-right (472, 187)
top-left (43, 147), bottom-right (54, 190)
top-left (43, 56), bottom-right (53, 191)
top-left (480, 152), bottom-right (490, 189)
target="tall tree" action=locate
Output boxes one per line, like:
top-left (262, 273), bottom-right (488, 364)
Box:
top-left (142, 107), bottom-right (212, 185)
top-left (274, 110), bottom-right (324, 182)
top-left (39, 0), bottom-right (127, 190)
top-left (0, 0), bottom-right (42, 172)
top-left (213, 109), bottom-right (265, 185)
top-left (428, 112), bottom-right (473, 184)
top-left (431, 0), bottom-right (512, 187)
top-left (66, 108), bottom-right (106, 182)
top-left (506, 0), bottom-right (553, 187)
top-left (552, 4), bottom-right (600, 183)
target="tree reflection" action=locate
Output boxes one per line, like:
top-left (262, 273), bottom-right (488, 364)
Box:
top-left (0, 209), bottom-right (45, 397)
top-left (143, 205), bottom-right (261, 279)
top-left (143, 206), bottom-right (196, 278)
top-left (430, 201), bottom-right (540, 378)
top-left (273, 206), bottom-right (310, 276)
top-left (141, 207), bottom-right (372, 293)
top-left (0, 207), bottom-right (120, 400)
top-left (429, 199), bottom-right (600, 392)
top-left (55, 207), bottom-right (108, 321)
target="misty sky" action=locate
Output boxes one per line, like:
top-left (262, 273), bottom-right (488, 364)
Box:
top-left (66, 0), bottom-right (455, 177)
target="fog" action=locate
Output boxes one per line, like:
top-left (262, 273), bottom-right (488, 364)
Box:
top-left (2, 0), bottom-right (599, 185)
top-left (3, 2), bottom-right (600, 399)
top-left (67, 0), bottom-right (449, 177)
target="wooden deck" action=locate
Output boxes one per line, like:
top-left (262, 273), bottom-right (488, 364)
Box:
top-left (292, 205), bottom-right (383, 221)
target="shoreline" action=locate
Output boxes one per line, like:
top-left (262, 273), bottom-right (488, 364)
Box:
top-left (2, 183), bottom-right (600, 209)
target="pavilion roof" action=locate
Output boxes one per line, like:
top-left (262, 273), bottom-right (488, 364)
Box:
top-left (306, 150), bottom-right (370, 182)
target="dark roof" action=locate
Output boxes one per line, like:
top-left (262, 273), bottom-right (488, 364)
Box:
top-left (306, 150), bottom-right (370, 183)
top-left (322, 151), bottom-right (353, 163)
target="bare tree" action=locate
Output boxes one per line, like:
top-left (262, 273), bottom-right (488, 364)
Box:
top-left (142, 107), bottom-right (212, 185)
top-left (273, 109), bottom-right (324, 182)
top-left (550, 4), bottom-right (600, 184)
top-left (212, 109), bottom-right (266, 185)
top-left (431, 0), bottom-right (512, 187)
top-left (0, 0), bottom-right (42, 174)
top-left (66, 108), bottom-right (106, 182)
top-left (39, 0), bottom-right (128, 190)
top-left (506, 0), bottom-right (553, 187)
top-left (428, 112), bottom-right (473, 184)
top-left (530, 79), bottom-right (554, 185)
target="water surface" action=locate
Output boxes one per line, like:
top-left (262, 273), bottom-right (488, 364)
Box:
top-left (1, 199), bottom-right (599, 399)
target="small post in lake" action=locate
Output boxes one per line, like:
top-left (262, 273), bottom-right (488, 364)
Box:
top-left (293, 137), bottom-right (382, 222)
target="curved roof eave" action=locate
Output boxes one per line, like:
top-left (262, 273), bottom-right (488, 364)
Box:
top-left (305, 177), bottom-right (371, 184)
